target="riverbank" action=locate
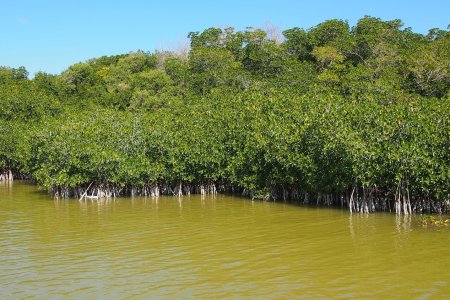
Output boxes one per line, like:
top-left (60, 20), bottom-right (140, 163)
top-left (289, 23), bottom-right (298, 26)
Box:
top-left (6, 178), bottom-right (448, 214)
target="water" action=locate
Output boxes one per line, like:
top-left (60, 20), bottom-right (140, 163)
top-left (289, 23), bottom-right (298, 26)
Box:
top-left (1, 181), bottom-right (449, 299)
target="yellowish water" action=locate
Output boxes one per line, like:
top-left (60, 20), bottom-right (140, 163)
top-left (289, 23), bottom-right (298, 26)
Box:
top-left (1, 181), bottom-right (449, 299)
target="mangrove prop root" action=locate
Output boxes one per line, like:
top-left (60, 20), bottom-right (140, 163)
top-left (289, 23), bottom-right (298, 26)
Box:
top-left (0, 170), bottom-right (13, 182)
top-left (47, 180), bottom-right (449, 214)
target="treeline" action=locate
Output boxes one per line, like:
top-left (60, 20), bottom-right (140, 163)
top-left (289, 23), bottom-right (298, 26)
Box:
top-left (0, 16), bottom-right (449, 213)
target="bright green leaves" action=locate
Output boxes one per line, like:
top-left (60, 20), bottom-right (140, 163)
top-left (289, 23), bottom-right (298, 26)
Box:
top-left (188, 46), bottom-right (243, 94)
top-left (0, 16), bottom-right (448, 204)
top-left (404, 33), bottom-right (450, 97)
top-left (24, 110), bottom-right (163, 188)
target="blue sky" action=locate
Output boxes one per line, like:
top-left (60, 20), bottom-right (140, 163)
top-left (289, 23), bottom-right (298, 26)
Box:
top-left (1, 0), bottom-right (448, 76)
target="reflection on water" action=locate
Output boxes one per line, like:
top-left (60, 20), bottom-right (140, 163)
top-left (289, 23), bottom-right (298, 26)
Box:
top-left (1, 181), bottom-right (450, 299)
top-left (349, 213), bottom-right (412, 238)
top-left (395, 215), bottom-right (412, 234)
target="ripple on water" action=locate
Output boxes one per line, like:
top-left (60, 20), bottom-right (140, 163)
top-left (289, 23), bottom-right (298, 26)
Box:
top-left (1, 183), bottom-right (450, 298)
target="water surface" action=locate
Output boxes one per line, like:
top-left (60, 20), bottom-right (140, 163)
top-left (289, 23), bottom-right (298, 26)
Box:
top-left (1, 181), bottom-right (449, 299)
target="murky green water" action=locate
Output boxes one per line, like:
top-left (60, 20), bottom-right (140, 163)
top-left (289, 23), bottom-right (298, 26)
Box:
top-left (1, 181), bottom-right (449, 299)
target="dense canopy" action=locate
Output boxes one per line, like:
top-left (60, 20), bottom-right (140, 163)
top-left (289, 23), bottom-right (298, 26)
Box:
top-left (1, 16), bottom-right (449, 213)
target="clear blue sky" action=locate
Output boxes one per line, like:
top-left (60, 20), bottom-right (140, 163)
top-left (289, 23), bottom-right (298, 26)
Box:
top-left (1, 0), bottom-right (448, 76)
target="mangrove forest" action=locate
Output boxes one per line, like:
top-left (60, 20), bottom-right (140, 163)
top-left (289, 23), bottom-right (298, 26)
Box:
top-left (0, 16), bottom-right (449, 214)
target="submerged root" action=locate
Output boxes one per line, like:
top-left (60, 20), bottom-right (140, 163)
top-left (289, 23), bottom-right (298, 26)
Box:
top-left (44, 179), bottom-right (446, 215)
top-left (0, 169), bottom-right (13, 182)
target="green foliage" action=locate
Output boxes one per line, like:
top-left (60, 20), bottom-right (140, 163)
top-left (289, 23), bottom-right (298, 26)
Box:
top-left (1, 16), bottom-right (449, 205)
top-left (283, 27), bottom-right (313, 61)
top-left (0, 66), bottom-right (28, 83)
top-left (0, 80), bottom-right (61, 121)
